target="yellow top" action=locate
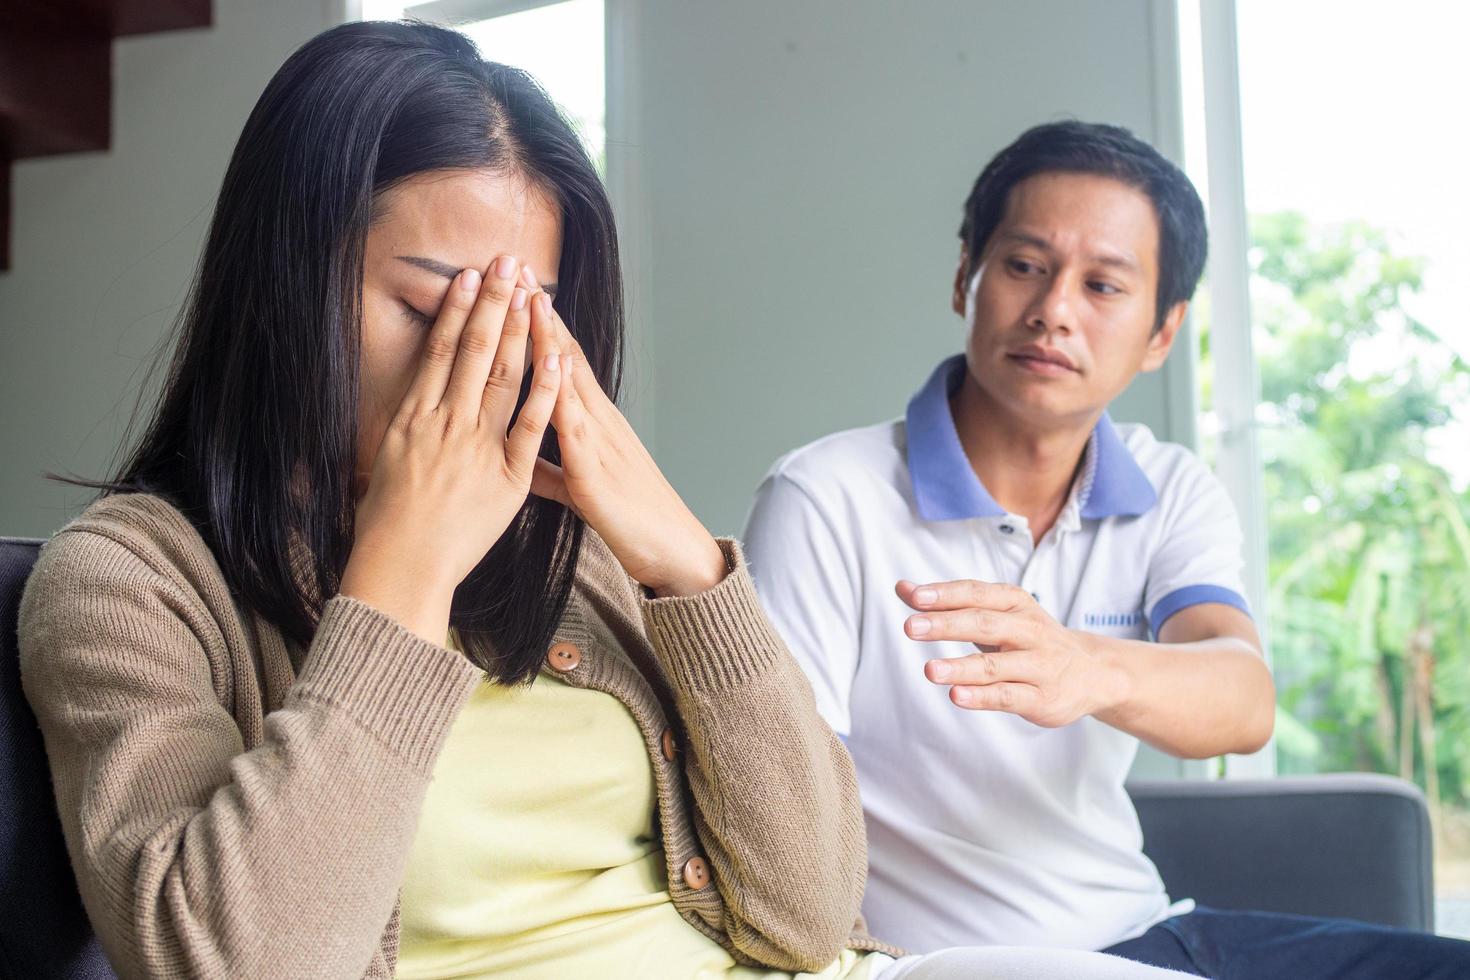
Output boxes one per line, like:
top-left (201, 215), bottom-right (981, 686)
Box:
top-left (395, 635), bottom-right (884, 980)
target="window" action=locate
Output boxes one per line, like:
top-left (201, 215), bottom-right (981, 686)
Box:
top-left (357, 0), bottom-right (605, 173)
top-left (1182, 0), bottom-right (1470, 937)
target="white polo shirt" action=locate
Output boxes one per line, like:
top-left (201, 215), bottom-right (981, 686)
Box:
top-left (742, 354), bottom-right (1251, 954)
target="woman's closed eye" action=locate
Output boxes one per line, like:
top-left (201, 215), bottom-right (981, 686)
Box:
top-left (401, 301), bottom-right (435, 326)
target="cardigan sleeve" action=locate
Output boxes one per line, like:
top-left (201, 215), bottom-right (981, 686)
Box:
top-left (638, 537), bottom-right (868, 973)
top-left (17, 526), bottom-right (481, 980)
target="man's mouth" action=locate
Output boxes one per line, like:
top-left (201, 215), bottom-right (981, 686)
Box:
top-left (1006, 344), bottom-right (1079, 375)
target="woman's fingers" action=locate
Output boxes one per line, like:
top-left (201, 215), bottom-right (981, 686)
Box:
top-left (492, 282), bottom-right (561, 439)
top-left (527, 288), bottom-right (617, 423)
top-left (442, 255), bottom-right (520, 418)
top-left (551, 348), bottom-right (593, 456)
top-left (401, 266), bottom-right (482, 415)
top-left (504, 352), bottom-right (561, 482)
top-left (523, 275), bottom-right (576, 352)
top-left (480, 283), bottom-right (531, 432)
top-left (522, 269), bottom-right (583, 354)
top-left (529, 457), bottom-right (575, 510)
top-left (520, 268), bottom-right (587, 364)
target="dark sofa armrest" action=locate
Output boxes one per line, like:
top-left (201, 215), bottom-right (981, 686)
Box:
top-left (1127, 773), bottom-right (1434, 932)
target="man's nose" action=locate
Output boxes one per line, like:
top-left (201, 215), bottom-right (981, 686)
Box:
top-left (1024, 273), bottom-right (1075, 333)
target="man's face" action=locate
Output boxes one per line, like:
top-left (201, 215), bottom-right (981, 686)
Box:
top-left (952, 171), bottom-right (1186, 424)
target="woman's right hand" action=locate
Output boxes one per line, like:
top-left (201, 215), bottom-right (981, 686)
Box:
top-left (339, 255), bottom-right (561, 645)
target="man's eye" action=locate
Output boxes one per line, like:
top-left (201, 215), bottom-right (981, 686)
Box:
top-left (1088, 281), bottom-right (1121, 296)
top-left (401, 302), bottom-right (434, 326)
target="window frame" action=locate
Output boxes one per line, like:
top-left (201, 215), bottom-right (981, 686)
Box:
top-left (1171, 0), bottom-right (1275, 779)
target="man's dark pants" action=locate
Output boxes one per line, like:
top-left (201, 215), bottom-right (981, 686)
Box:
top-left (1102, 905), bottom-right (1470, 978)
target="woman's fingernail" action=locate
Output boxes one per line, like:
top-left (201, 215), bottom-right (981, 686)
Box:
top-left (915, 587), bottom-right (938, 605)
top-left (543, 353), bottom-right (560, 372)
top-left (909, 616), bottom-right (931, 636)
top-left (494, 255), bottom-right (517, 280)
top-left (460, 268), bottom-right (481, 292)
top-left (523, 266), bottom-right (539, 288)
top-left (928, 660), bottom-right (950, 681)
top-left (511, 287), bottom-right (527, 311)
top-left (537, 292), bottom-right (553, 314)
top-left (953, 687), bottom-right (972, 705)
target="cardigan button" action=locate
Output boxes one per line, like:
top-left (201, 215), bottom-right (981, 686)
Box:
top-left (661, 728), bottom-right (679, 762)
top-left (546, 642), bottom-right (582, 672)
top-left (681, 856), bottom-right (710, 890)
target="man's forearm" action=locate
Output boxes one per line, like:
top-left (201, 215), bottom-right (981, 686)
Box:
top-left (1088, 633), bottom-right (1275, 758)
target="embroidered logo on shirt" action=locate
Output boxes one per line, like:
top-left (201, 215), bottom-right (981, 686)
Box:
top-left (1083, 611), bottom-right (1144, 628)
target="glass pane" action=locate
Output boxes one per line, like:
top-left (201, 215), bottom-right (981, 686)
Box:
top-left (1202, 0), bottom-right (1470, 937)
top-left (359, 0), bottom-right (606, 173)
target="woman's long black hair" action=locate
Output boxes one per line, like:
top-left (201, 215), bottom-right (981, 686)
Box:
top-left (55, 20), bottom-right (621, 684)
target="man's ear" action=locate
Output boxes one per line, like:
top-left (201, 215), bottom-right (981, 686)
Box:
top-left (1140, 300), bottom-right (1189, 372)
top-left (952, 248), bottom-right (971, 316)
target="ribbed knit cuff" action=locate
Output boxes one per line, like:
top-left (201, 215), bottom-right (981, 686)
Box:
top-left (639, 537), bottom-right (785, 694)
top-left (289, 594), bottom-right (482, 771)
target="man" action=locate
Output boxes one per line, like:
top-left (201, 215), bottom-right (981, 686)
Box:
top-left (742, 121), bottom-right (1470, 977)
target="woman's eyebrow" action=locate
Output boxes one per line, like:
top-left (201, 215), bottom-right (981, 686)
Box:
top-left (396, 255), bottom-right (557, 295)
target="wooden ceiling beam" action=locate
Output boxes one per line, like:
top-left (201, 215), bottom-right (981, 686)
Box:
top-left (0, 0), bottom-right (212, 270)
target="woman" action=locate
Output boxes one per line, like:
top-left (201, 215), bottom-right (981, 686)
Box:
top-left (18, 20), bottom-right (1194, 980)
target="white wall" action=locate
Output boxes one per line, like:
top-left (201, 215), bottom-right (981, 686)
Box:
top-left (0, 0), bottom-right (341, 537)
top-left (616, 0), bottom-right (1192, 781)
top-left (2, 0), bottom-right (1187, 539)
top-left (623, 0), bottom-right (1189, 540)
top-left (3, 0), bottom-right (1194, 548)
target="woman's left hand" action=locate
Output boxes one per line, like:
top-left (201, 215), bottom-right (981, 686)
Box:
top-left (523, 276), bottom-right (726, 598)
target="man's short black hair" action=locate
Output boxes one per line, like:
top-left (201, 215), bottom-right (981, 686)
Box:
top-left (958, 120), bottom-right (1208, 332)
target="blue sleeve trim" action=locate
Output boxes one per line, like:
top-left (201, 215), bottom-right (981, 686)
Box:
top-left (1148, 584), bottom-right (1251, 638)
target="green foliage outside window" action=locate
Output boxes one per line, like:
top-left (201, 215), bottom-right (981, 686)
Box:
top-left (1204, 211), bottom-right (1470, 818)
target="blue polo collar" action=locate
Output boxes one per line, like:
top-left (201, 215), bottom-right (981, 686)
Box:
top-left (904, 354), bottom-right (1158, 522)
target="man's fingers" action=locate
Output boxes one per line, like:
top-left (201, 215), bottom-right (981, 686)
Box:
top-left (505, 352), bottom-right (560, 480)
top-left (948, 682), bottom-right (1041, 715)
top-left (896, 578), bottom-right (1032, 612)
top-left (924, 651), bottom-right (1043, 686)
top-left (443, 255), bottom-right (519, 417)
top-left (402, 267), bottom-right (482, 415)
top-left (904, 606), bottom-right (1039, 648)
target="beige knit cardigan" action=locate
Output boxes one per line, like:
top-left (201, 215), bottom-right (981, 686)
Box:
top-left (18, 492), bottom-right (899, 979)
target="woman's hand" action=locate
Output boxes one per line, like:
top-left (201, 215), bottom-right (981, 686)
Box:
top-left (341, 256), bottom-right (561, 643)
top-left (520, 270), bottom-right (725, 598)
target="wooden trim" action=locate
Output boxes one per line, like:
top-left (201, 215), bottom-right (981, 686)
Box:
top-left (0, 32), bottom-right (111, 159)
top-left (1, 158), bottom-right (10, 271)
top-left (0, 0), bottom-right (212, 272)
